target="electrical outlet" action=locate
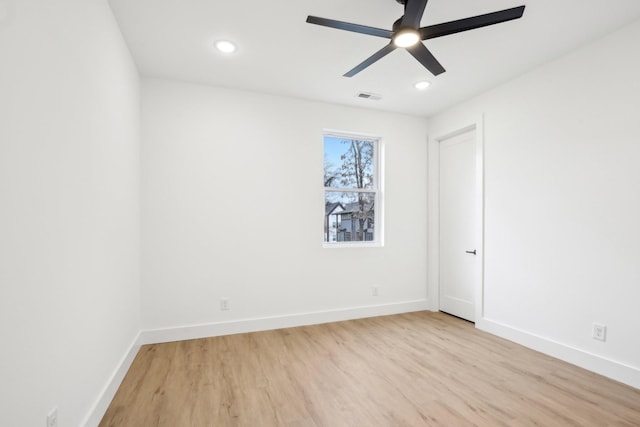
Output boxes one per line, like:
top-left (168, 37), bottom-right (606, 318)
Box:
top-left (592, 323), bottom-right (607, 342)
top-left (47, 407), bottom-right (58, 427)
top-left (372, 285), bottom-right (379, 296)
top-left (220, 298), bottom-right (230, 311)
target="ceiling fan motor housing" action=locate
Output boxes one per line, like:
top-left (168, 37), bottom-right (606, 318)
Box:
top-left (392, 17), bottom-right (405, 32)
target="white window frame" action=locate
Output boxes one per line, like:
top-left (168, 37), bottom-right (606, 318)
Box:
top-left (323, 130), bottom-right (384, 248)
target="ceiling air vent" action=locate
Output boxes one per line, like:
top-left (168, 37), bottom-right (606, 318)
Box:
top-left (356, 92), bottom-right (382, 101)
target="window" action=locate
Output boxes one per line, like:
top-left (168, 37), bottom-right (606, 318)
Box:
top-left (323, 133), bottom-right (382, 246)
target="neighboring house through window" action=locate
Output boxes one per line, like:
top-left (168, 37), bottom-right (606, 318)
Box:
top-left (323, 132), bottom-right (382, 245)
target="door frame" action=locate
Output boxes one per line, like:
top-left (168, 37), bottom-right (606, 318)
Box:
top-left (427, 114), bottom-right (484, 323)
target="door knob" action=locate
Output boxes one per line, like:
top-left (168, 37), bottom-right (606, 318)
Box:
top-left (465, 250), bottom-right (477, 255)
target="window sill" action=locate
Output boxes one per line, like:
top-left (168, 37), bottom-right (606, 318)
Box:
top-left (323, 241), bottom-right (383, 249)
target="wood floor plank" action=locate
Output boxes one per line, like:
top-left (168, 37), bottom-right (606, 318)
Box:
top-left (100, 312), bottom-right (640, 426)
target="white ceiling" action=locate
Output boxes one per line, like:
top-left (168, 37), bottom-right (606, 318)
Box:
top-left (108, 0), bottom-right (640, 118)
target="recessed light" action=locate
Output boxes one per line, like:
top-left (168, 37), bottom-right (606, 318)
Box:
top-left (215, 40), bottom-right (236, 54)
top-left (414, 80), bottom-right (431, 90)
top-left (393, 29), bottom-right (420, 48)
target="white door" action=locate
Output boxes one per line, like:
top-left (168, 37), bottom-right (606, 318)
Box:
top-left (439, 130), bottom-right (476, 322)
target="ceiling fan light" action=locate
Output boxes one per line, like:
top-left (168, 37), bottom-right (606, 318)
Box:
top-left (393, 29), bottom-right (419, 47)
top-left (414, 80), bottom-right (431, 90)
top-left (215, 40), bottom-right (236, 54)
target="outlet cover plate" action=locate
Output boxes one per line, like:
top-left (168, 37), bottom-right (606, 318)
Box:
top-left (47, 407), bottom-right (58, 427)
top-left (592, 323), bottom-right (607, 341)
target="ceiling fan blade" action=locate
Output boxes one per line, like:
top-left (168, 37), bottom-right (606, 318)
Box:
top-left (419, 5), bottom-right (525, 40)
top-left (344, 44), bottom-right (397, 77)
top-left (307, 16), bottom-right (393, 39)
top-left (401, 0), bottom-right (429, 28)
top-left (406, 43), bottom-right (445, 75)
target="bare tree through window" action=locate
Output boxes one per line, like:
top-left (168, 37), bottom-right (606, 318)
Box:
top-left (324, 135), bottom-right (380, 244)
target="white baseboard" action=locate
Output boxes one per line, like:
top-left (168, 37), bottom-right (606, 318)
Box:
top-left (140, 299), bottom-right (429, 345)
top-left (477, 317), bottom-right (640, 390)
top-left (82, 332), bottom-right (142, 427)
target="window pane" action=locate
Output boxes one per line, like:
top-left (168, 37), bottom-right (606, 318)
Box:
top-left (324, 136), bottom-right (375, 189)
top-left (324, 192), bottom-right (376, 243)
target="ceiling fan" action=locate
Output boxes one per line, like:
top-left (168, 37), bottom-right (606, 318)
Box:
top-left (306, 0), bottom-right (525, 77)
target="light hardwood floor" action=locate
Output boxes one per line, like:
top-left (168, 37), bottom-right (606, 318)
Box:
top-left (100, 312), bottom-right (640, 426)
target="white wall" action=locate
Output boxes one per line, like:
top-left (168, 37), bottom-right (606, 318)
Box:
top-left (141, 79), bottom-right (428, 335)
top-left (0, 1), bottom-right (141, 425)
top-left (428, 19), bottom-right (640, 387)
